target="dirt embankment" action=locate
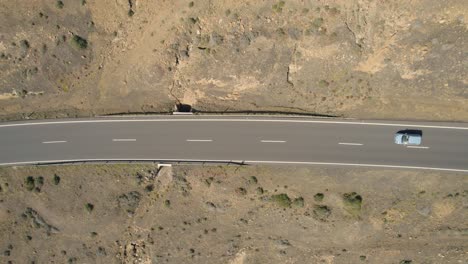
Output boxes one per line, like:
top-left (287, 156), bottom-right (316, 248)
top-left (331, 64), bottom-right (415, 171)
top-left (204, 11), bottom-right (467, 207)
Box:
top-left (0, 164), bottom-right (467, 263)
top-left (0, 0), bottom-right (467, 121)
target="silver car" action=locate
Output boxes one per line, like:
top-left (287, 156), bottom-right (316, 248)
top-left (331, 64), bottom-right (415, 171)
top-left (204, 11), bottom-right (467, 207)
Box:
top-left (394, 130), bottom-right (422, 145)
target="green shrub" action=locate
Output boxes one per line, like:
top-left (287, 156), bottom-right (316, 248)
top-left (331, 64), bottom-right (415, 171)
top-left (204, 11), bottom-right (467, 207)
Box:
top-left (312, 18), bottom-right (324, 28)
top-left (85, 203), bottom-right (94, 212)
top-left (313, 205), bottom-right (331, 221)
top-left (145, 184), bottom-right (154, 192)
top-left (25, 176), bottom-right (35, 191)
top-left (314, 193), bottom-right (324, 202)
top-left (343, 192), bottom-right (363, 216)
top-left (204, 177), bottom-right (214, 187)
top-left (37, 176), bottom-right (44, 186)
top-left (20, 40), bottom-right (30, 50)
top-left (236, 187), bottom-right (247, 196)
top-left (53, 175), bottom-right (61, 185)
top-left (271, 193), bottom-right (291, 208)
top-left (256, 187), bottom-right (264, 195)
top-left (56, 0), bottom-right (64, 9)
top-left (272, 1), bottom-right (286, 12)
top-left (293, 197), bottom-right (305, 208)
top-left (248, 176), bottom-right (258, 184)
top-left (188, 1), bottom-right (194, 7)
top-left (318, 80), bottom-right (330, 88)
top-left (72, 35), bottom-right (88, 49)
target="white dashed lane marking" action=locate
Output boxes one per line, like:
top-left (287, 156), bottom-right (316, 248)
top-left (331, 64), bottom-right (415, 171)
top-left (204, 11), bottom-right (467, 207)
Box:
top-left (261, 140), bottom-right (286, 143)
top-left (112, 139), bottom-right (137, 142)
top-left (42, 141), bottom-right (67, 144)
top-left (339, 142), bottom-right (363, 146)
top-left (407, 146), bottom-right (430, 149)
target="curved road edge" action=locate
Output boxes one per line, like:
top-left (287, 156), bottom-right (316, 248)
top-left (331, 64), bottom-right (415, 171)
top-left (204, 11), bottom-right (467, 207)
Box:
top-left (1, 159), bottom-right (468, 173)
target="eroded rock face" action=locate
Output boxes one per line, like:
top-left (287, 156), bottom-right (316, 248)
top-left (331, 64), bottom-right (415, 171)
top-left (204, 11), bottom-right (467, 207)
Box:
top-left (1, 0), bottom-right (467, 120)
top-left (118, 240), bottom-right (151, 264)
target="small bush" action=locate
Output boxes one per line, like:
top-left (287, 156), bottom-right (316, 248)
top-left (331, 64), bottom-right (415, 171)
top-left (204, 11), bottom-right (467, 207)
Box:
top-left (188, 1), bottom-right (194, 7)
top-left (204, 177), bottom-right (214, 187)
top-left (328, 7), bottom-right (340, 15)
top-left (293, 197), bottom-right (305, 208)
top-left (271, 193), bottom-right (291, 208)
top-left (343, 192), bottom-right (362, 216)
top-left (400, 261), bottom-right (412, 264)
top-left (187, 18), bottom-right (197, 25)
top-left (25, 176), bottom-right (35, 191)
top-left (248, 176), bottom-right (258, 184)
top-left (313, 205), bottom-right (331, 221)
top-left (145, 184), bottom-right (154, 192)
top-left (72, 35), bottom-right (88, 49)
top-left (314, 193), bottom-right (324, 202)
top-left (20, 40), bottom-right (30, 50)
top-left (37, 176), bottom-right (44, 186)
top-left (360, 256), bottom-right (367, 261)
top-left (272, 1), bottom-right (286, 12)
top-left (41, 43), bottom-right (48, 53)
top-left (164, 200), bottom-right (171, 207)
top-left (56, 0), bottom-right (64, 9)
top-left (53, 175), bottom-right (61, 185)
top-left (256, 187), bottom-right (264, 195)
top-left (312, 18), bottom-right (324, 28)
top-left (236, 187), bottom-right (247, 196)
top-left (128, 9), bottom-right (135, 17)
top-left (318, 80), bottom-right (330, 88)
top-left (85, 203), bottom-right (94, 212)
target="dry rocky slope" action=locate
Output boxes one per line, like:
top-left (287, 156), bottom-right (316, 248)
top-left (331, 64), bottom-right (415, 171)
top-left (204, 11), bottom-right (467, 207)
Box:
top-left (0, 164), bottom-right (467, 263)
top-left (0, 0), bottom-right (467, 120)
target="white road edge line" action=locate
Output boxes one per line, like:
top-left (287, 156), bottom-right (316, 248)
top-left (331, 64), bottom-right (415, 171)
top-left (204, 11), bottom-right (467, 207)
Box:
top-left (261, 140), bottom-right (286, 143)
top-left (186, 139), bottom-right (213, 142)
top-left (407, 146), bottom-right (430, 149)
top-left (42, 141), bottom-right (67, 144)
top-left (0, 159), bottom-right (467, 173)
top-left (112, 139), bottom-right (136, 142)
top-left (1, 119), bottom-right (468, 130)
top-left (338, 142), bottom-right (363, 146)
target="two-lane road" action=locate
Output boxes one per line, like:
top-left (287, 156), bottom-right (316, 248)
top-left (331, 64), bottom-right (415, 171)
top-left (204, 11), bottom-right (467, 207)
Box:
top-left (1, 116), bottom-right (467, 172)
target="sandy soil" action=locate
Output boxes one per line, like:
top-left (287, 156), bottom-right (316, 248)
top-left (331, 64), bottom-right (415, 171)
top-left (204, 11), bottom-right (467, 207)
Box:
top-left (0, 164), bottom-right (466, 263)
top-left (0, 0), bottom-right (467, 121)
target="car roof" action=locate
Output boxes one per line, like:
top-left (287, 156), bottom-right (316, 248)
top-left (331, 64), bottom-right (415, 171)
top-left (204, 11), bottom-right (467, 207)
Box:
top-left (395, 132), bottom-right (422, 145)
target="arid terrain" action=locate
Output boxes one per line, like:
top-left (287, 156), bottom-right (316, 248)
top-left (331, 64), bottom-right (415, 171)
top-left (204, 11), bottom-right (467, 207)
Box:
top-left (0, 164), bottom-right (466, 263)
top-left (1, 1), bottom-right (467, 263)
top-left (0, 0), bottom-right (467, 120)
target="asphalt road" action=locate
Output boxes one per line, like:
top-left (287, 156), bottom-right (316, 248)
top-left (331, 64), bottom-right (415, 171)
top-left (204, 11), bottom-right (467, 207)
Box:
top-left (1, 116), bottom-right (468, 172)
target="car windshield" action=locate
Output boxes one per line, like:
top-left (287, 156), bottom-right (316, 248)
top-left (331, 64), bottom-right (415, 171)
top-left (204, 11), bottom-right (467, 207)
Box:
top-left (402, 134), bottom-right (409, 143)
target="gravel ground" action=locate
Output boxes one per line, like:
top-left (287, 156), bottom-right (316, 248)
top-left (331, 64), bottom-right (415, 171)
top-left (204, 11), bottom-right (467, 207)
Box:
top-left (0, 164), bottom-right (466, 263)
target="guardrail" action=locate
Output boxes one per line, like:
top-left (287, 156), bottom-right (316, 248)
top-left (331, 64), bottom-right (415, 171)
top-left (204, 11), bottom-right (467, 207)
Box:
top-left (28, 159), bottom-right (248, 167)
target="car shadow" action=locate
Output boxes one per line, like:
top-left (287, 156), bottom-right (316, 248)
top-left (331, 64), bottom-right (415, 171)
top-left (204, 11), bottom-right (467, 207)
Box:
top-left (397, 129), bottom-right (423, 136)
